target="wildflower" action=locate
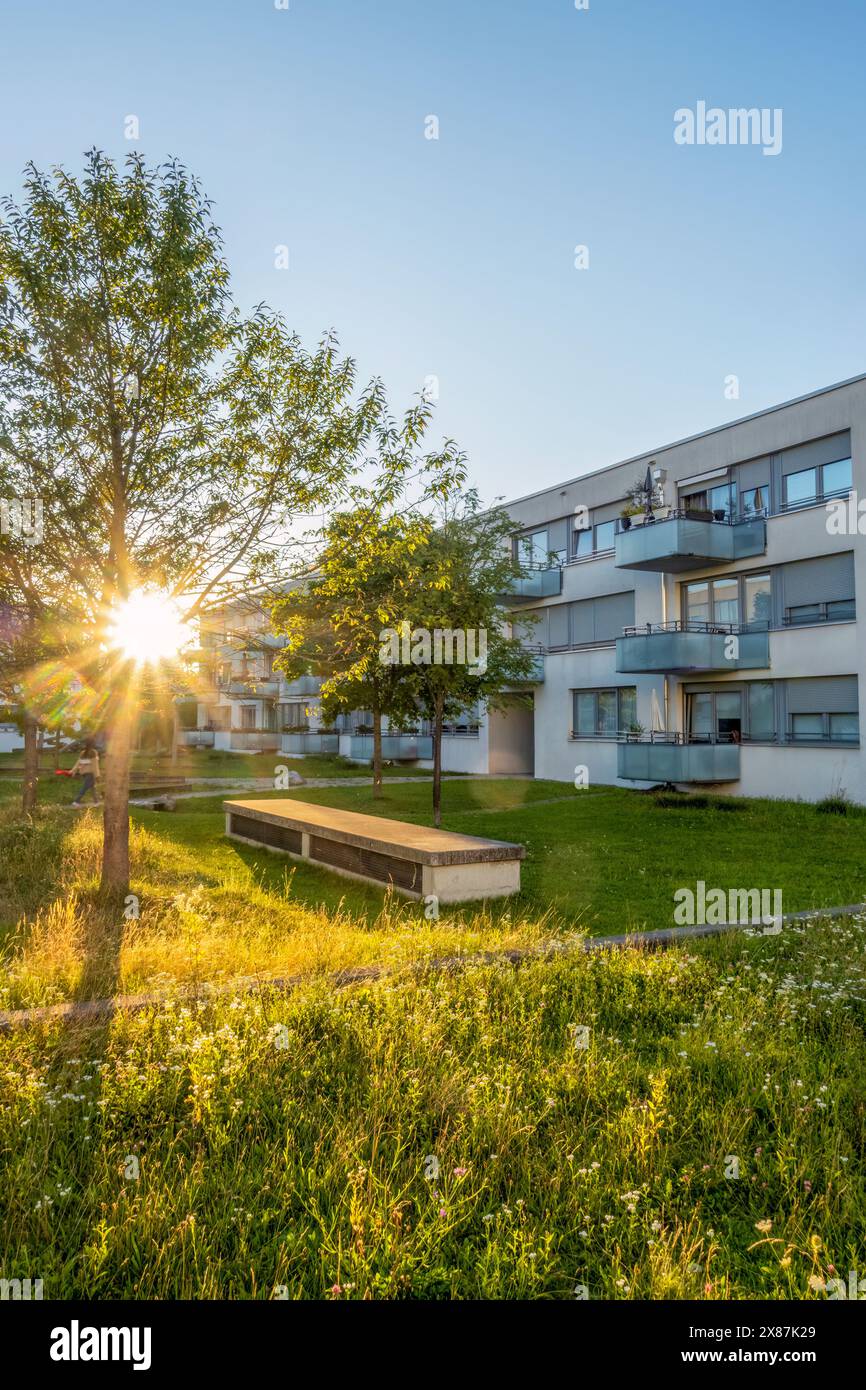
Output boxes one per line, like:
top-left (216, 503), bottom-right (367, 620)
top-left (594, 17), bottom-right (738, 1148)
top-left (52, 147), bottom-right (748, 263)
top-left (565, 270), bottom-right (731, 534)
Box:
top-left (453, 1167), bottom-right (467, 1178)
top-left (755, 1219), bottom-right (772, 1234)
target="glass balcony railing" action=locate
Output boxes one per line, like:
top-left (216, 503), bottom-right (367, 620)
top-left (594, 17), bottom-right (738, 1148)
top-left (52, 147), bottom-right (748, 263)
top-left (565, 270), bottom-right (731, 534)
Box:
top-left (278, 675), bottom-right (323, 697)
top-left (614, 512), bottom-right (766, 573)
top-left (617, 735), bottom-right (740, 783)
top-left (349, 734), bottom-right (433, 761)
top-left (615, 623), bottom-right (770, 674)
top-left (281, 731), bottom-right (339, 754)
top-left (227, 730), bottom-right (281, 751)
top-left (502, 566), bottom-right (564, 602)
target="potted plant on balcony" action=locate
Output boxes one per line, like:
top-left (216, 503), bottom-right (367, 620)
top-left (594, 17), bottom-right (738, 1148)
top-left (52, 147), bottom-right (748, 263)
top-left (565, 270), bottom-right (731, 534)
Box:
top-left (619, 501), bottom-right (642, 532)
top-left (625, 720), bottom-right (645, 743)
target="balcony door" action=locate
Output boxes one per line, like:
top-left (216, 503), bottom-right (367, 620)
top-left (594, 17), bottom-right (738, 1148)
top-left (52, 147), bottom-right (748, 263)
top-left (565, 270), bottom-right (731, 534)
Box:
top-left (687, 690), bottom-right (742, 742)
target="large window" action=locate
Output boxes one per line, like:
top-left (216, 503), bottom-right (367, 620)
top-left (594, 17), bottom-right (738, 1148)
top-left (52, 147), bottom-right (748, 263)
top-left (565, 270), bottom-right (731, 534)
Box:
top-left (783, 456), bottom-right (852, 510)
top-left (572, 687), bottom-right (637, 737)
top-left (681, 479), bottom-right (737, 519)
top-left (684, 572), bottom-right (771, 630)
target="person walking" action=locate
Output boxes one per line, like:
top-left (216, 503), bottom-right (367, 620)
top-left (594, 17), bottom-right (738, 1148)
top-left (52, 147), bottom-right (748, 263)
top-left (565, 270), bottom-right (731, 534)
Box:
top-left (70, 743), bottom-right (101, 806)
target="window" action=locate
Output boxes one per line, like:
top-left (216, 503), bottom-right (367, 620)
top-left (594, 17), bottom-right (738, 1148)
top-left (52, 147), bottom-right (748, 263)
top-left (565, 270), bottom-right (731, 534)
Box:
top-left (518, 528), bottom-right (551, 568)
top-left (784, 457), bottom-right (852, 510)
top-left (823, 457), bottom-right (852, 497)
top-left (684, 572), bottom-right (769, 629)
top-left (741, 485), bottom-right (768, 518)
top-left (240, 705), bottom-right (257, 729)
top-left (595, 520), bottom-right (616, 552)
top-left (784, 467), bottom-right (817, 508)
top-left (786, 676), bottom-right (859, 743)
top-left (743, 573), bottom-right (772, 629)
top-left (572, 517), bottom-right (616, 558)
top-left (789, 711), bottom-right (859, 743)
top-left (681, 480), bottom-right (736, 518)
top-left (686, 689), bottom-right (742, 742)
top-left (748, 682), bottom-right (776, 740)
top-left (786, 599), bottom-right (855, 626)
top-left (791, 713), bottom-right (823, 741)
top-left (830, 713), bottom-right (859, 742)
top-left (574, 527), bottom-right (593, 560)
top-left (572, 687), bottom-right (637, 737)
top-left (685, 581), bottom-right (709, 625)
top-left (712, 576), bottom-right (739, 625)
top-left (709, 481), bottom-right (737, 519)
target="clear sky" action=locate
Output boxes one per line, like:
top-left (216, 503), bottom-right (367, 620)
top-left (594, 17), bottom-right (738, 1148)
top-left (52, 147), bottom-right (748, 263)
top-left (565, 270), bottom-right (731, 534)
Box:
top-left (1, 0), bottom-right (864, 503)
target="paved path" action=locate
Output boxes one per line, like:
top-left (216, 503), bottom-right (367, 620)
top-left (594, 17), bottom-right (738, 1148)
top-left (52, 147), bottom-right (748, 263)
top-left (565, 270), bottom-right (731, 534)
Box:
top-left (129, 774), bottom-right (530, 806)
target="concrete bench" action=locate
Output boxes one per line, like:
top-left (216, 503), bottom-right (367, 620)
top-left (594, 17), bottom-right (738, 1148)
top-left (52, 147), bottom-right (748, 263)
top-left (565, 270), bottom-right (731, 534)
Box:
top-left (223, 798), bottom-right (525, 902)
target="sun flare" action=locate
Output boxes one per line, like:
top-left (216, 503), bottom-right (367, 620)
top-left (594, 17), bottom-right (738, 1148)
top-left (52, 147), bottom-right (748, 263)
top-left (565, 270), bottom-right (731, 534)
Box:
top-left (106, 589), bottom-right (191, 665)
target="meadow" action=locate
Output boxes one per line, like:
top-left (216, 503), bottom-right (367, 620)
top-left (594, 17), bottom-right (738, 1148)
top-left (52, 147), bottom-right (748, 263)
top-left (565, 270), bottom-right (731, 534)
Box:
top-left (0, 766), bottom-right (864, 1298)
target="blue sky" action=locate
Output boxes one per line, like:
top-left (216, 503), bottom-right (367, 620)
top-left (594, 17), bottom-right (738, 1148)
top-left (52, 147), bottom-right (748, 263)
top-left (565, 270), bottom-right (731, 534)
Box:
top-left (2, 0), bottom-right (864, 502)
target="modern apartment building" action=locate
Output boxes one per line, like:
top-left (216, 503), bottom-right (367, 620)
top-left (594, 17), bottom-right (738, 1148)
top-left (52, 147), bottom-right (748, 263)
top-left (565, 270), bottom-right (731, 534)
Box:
top-left (182, 375), bottom-right (864, 803)
top-left (487, 373), bottom-right (864, 802)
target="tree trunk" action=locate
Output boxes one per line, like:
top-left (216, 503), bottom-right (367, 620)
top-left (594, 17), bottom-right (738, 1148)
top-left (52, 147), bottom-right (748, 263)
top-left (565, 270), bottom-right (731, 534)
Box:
top-left (372, 703), bottom-right (383, 798)
top-left (53, 727), bottom-right (61, 771)
top-left (171, 703), bottom-right (179, 769)
top-left (432, 694), bottom-right (444, 829)
top-left (22, 714), bottom-right (39, 816)
top-left (100, 678), bottom-right (135, 896)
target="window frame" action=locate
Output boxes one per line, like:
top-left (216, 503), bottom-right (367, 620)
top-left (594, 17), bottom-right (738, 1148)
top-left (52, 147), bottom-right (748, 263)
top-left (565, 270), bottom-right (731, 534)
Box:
top-left (571, 686), bottom-right (638, 739)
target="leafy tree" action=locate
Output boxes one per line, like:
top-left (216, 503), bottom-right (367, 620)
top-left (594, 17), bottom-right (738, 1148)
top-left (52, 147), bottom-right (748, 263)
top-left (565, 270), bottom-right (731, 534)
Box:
top-left (273, 448), bottom-right (464, 795)
top-left (0, 149), bottom-right (399, 892)
top-left (402, 493), bottom-right (537, 827)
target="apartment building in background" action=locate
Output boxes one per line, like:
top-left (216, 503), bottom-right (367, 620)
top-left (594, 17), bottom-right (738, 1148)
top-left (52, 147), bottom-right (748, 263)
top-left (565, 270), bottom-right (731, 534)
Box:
top-left (488, 373), bottom-right (864, 801)
top-left (181, 374), bottom-right (864, 803)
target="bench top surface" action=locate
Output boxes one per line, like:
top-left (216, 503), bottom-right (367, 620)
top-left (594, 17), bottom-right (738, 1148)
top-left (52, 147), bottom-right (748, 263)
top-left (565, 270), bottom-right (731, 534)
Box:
top-left (224, 798), bottom-right (525, 864)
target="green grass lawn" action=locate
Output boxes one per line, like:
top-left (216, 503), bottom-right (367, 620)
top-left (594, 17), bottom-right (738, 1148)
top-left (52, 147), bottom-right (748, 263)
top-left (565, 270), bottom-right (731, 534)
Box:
top-left (0, 775), bottom-right (864, 1299)
top-left (0, 917), bottom-right (863, 1299)
top-left (2, 778), bottom-right (866, 1008)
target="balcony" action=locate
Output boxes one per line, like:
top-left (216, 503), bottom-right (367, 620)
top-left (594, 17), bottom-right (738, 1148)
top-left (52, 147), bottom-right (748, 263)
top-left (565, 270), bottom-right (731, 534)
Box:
top-left (616, 622), bottom-right (770, 674)
top-left (279, 675), bottom-right (323, 698)
top-left (617, 734), bottom-right (740, 783)
top-left (502, 566), bottom-right (563, 603)
top-left (349, 734), bottom-right (434, 761)
top-left (218, 677), bottom-right (279, 697)
top-left (614, 512), bottom-right (766, 573)
top-left (177, 729), bottom-right (215, 748)
top-left (225, 729), bottom-right (280, 752)
top-left (281, 731), bottom-right (339, 755)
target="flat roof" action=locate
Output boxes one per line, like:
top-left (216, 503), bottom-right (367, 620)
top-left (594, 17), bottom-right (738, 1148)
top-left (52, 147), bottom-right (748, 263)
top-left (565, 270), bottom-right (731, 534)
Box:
top-left (503, 371), bottom-right (866, 510)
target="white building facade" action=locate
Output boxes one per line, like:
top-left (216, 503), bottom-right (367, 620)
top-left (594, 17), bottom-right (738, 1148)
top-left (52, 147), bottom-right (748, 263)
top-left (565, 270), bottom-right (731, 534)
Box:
top-left (480, 374), bottom-right (865, 802)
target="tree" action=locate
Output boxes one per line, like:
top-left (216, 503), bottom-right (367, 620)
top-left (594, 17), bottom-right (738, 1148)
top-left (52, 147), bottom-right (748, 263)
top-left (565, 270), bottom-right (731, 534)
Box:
top-left (0, 150), bottom-right (397, 893)
top-left (401, 493), bottom-right (537, 827)
top-left (272, 444), bottom-right (464, 795)
top-left (273, 509), bottom-right (429, 795)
